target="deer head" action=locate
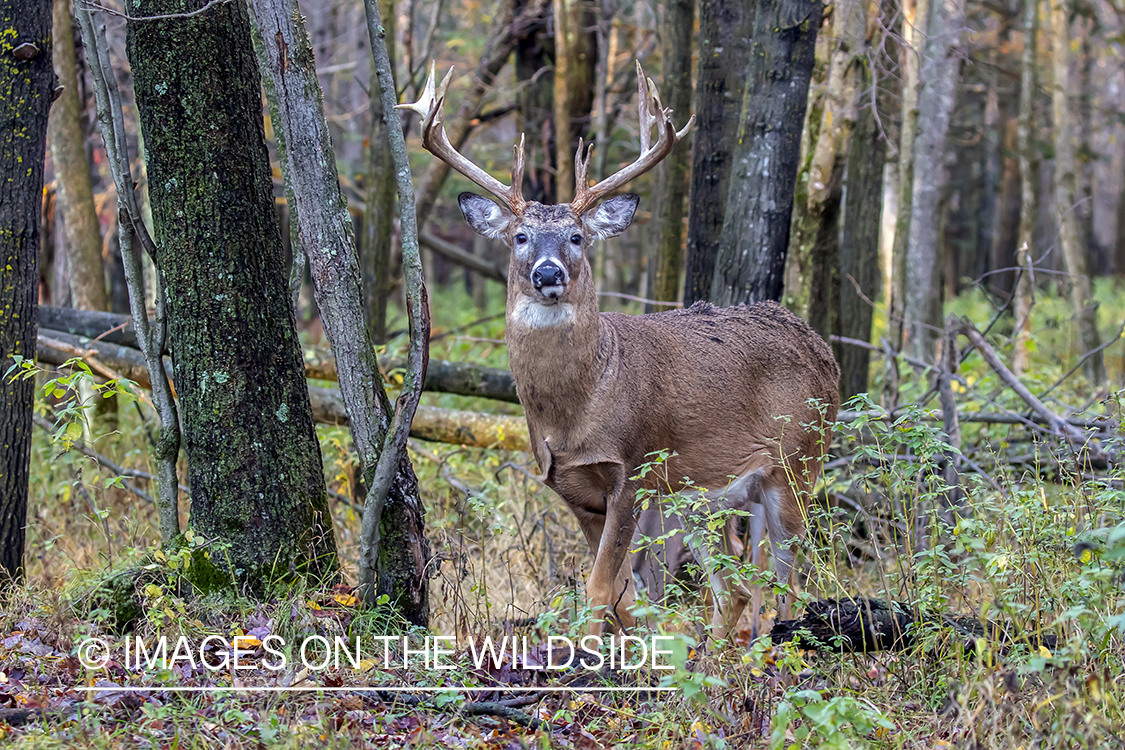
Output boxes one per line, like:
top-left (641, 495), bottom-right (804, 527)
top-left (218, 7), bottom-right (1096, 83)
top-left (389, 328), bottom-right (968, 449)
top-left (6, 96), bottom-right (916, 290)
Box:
top-left (400, 62), bottom-right (693, 315)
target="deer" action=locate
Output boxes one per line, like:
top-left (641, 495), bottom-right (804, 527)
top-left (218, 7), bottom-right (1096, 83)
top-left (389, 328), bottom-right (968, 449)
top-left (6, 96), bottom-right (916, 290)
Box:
top-left (402, 62), bottom-right (840, 641)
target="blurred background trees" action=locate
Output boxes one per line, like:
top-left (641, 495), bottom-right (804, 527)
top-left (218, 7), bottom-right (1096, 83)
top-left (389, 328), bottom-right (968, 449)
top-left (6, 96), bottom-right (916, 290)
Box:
top-left (38, 0), bottom-right (1125, 379)
top-left (20, 0), bottom-right (1125, 595)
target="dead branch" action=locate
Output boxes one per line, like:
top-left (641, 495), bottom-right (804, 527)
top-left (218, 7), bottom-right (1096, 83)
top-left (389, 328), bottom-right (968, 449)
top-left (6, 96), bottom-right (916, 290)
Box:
top-left (957, 319), bottom-right (1090, 444)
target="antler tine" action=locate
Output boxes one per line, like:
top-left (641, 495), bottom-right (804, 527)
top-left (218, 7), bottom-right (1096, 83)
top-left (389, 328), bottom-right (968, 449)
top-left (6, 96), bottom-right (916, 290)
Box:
top-left (573, 137), bottom-right (594, 195)
top-left (511, 134), bottom-right (526, 206)
top-left (570, 61), bottom-right (695, 215)
top-left (398, 62), bottom-right (526, 213)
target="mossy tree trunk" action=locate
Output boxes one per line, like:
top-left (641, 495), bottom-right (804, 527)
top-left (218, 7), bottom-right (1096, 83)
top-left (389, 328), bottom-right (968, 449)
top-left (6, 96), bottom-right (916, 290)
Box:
top-left (48, 0), bottom-right (106, 312)
top-left (0, 0), bottom-right (55, 587)
top-left (710, 0), bottom-right (820, 305)
top-left (126, 0), bottom-right (338, 589)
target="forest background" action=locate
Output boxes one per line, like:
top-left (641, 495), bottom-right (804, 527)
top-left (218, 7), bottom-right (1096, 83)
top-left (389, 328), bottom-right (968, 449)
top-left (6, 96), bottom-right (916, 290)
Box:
top-left (1, 0), bottom-right (1125, 745)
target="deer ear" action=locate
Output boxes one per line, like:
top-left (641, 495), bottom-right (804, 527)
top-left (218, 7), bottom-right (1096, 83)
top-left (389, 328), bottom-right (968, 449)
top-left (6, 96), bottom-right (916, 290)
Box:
top-left (459, 193), bottom-right (513, 239)
top-left (587, 194), bottom-right (639, 239)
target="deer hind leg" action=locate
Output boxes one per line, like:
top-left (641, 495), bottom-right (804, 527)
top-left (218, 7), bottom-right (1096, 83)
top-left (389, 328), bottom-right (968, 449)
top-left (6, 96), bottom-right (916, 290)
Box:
top-left (686, 472), bottom-right (769, 642)
top-left (745, 502), bottom-right (766, 640)
top-left (763, 480), bottom-right (805, 623)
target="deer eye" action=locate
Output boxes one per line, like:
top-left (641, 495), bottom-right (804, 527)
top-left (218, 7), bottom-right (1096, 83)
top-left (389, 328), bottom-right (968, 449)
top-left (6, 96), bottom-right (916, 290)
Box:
top-left (570, 234), bottom-right (583, 245)
top-left (515, 233), bottom-right (528, 245)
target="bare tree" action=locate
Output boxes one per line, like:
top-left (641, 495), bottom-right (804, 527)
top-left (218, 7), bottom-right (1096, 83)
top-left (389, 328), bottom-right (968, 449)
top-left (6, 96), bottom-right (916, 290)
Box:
top-left (48, 0), bottom-right (106, 312)
top-left (902, 0), bottom-right (966, 362)
top-left (1013, 0), bottom-right (1038, 376)
top-left (888, 0), bottom-right (929, 350)
top-left (362, 0), bottom-right (397, 344)
top-left (1050, 0), bottom-right (1104, 384)
top-left (710, 0), bottom-right (821, 305)
top-left (646, 0), bottom-right (693, 309)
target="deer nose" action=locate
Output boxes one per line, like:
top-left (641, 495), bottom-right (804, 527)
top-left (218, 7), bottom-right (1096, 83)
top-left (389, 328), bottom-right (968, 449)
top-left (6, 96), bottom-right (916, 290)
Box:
top-left (532, 262), bottom-right (565, 289)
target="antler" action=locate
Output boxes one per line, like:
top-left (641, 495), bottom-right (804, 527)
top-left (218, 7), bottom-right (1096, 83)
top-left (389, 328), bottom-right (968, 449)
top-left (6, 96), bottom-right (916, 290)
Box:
top-left (571, 61), bottom-right (695, 215)
top-left (399, 63), bottom-right (527, 214)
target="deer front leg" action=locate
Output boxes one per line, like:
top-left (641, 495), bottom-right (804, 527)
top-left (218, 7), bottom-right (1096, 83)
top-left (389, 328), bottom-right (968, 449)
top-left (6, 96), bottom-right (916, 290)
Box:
top-left (584, 482), bottom-right (638, 637)
top-left (556, 462), bottom-right (638, 637)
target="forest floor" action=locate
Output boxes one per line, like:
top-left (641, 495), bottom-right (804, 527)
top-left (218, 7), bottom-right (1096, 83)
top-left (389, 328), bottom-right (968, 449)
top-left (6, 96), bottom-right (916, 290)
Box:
top-left (3, 284), bottom-right (1125, 748)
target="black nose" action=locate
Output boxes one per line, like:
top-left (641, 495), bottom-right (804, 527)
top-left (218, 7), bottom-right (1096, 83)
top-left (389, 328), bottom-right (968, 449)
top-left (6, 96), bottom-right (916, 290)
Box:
top-left (532, 262), bottom-right (565, 288)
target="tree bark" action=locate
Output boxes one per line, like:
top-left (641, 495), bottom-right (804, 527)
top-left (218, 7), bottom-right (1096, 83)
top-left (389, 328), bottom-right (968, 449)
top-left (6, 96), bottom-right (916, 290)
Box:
top-left (786, 0), bottom-right (866, 340)
top-left (362, 0), bottom-right (396, 346)
top-left (126, 0), bottom-right (338, 588)
top-left (888, 0), bottom-right (929, 350)
top-left (1013, 0), bottom-right (1038, 377)
top-left (645, 0), bottom-right (693, 310)
top-left (902, 0), bottom-right (965, 363)
top-left (0, 0), bottom-right (55, 586)
top-left (47, 0), bottom-right (106, 312)
top-left (838, 45), bottom-right (887, 400)
top-left (515, 0), bottom-right (555, 203)
top-left (361, 6), bottom-right (431, 619)
top-left (1050, 0), bottom-right (1104, 385)
top-left (251, 0), bottom-right (429, 622)
top-left (683, 0), bottom-right (751, 304)
top-left (710, 0), bottom-right (820, 306)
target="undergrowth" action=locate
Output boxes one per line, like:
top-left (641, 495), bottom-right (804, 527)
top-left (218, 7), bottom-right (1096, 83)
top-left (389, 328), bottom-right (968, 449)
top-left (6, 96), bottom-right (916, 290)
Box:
top-left (2, 285), bottom-right (1124, 748)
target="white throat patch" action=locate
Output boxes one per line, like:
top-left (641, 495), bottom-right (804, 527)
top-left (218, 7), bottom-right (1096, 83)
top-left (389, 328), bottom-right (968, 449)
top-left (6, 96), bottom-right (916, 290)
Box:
top-left (511, 295), bottom-right (576, 330)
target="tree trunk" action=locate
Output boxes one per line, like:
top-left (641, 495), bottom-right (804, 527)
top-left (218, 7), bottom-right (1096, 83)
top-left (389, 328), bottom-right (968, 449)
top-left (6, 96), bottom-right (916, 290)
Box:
top-left (516, 0), bottom-right (556, 203)
top-left (127, 0), bottom-right (338, 589)
top-left (888, 0), bottom-right (929, 350)
top-left (253, 0), bottom-right (429, 624)
top-left (710, 0), bottom-right (820, 306)
top-left (1013, 0), bottom-right (1038, 376)
top-left (683, 0), bottom-right (751, 305)
top-left (902, 0), bottom-right (965, 363)
top-left (1050, 0), bottom-right (1104, 385)
top-left (362, 0), bottom-right (396, 345)
top-left (786, 0), bottom-right (865, 340)
top-left (0, 0), bottom-right (54, 586)
top-left (645, 0), bottom-right (693, 310)
top-left (47, 0), bottom-right (105, 312)
top-left (839, 59), bottom-right (887, 399)
top-left (551, 0), bottom-right (595, 204)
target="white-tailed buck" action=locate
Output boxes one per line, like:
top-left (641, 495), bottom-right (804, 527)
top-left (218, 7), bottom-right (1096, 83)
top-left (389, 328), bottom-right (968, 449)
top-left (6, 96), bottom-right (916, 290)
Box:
top-left (403, 62), bottom-right (840, 639)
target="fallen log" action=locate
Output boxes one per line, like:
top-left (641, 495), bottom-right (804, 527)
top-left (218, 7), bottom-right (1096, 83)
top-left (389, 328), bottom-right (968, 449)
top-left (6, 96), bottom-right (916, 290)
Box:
top-left (37, 328), bottom-right (161, 390)
top-left (308, 385), bottom-right (529, 451)
top-left (39, 305), bottom-right (144, 349)
top-left (771, 597), bottom-right (1057, 654)
top-left (38, 307), bottom-right (521, 403)
top-left (36, 330), bottom-right (529, 451)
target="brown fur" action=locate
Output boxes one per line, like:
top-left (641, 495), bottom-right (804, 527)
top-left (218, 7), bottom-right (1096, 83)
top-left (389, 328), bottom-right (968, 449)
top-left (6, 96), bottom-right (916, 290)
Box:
top-left (460, 189), bottom-right (840, 638)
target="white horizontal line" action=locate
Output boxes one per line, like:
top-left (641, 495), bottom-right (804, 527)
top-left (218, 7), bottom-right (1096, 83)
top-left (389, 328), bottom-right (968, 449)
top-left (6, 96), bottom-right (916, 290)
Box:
top-left (84, 685), bottom-right (677, 693)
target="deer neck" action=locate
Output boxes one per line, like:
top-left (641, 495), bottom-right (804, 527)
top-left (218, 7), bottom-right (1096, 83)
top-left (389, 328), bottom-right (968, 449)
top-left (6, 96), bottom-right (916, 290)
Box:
top-left (505, 279), bottom-right (606, 430)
